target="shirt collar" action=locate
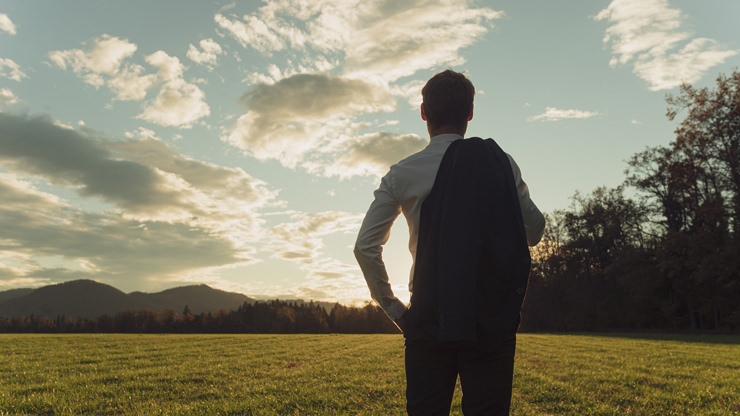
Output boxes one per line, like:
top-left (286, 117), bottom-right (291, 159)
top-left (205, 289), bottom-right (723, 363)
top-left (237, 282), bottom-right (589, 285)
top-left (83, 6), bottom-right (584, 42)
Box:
top-left (429, 133), bottom-right (463, 146)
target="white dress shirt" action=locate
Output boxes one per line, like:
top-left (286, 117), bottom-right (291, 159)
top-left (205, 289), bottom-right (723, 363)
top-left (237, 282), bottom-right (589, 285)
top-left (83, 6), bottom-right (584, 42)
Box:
top-left (354, 133), bottom-right (545, 320)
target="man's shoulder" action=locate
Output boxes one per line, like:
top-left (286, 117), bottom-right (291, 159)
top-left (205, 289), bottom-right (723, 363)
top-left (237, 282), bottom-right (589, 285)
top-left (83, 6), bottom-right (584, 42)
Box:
top-left (396, 144), bottom-right (435, 165)
top-left (384, 145), bottom-right (432, 175)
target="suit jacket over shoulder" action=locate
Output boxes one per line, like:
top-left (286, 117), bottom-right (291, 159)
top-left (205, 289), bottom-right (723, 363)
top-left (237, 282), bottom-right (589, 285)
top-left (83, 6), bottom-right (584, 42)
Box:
top-left (406, 137), bottom-right (532, 342)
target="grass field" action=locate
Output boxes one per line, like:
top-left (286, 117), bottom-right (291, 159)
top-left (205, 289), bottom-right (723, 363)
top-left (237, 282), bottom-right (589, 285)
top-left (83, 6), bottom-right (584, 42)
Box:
top-left (0, 333), bottom-right (738, 415)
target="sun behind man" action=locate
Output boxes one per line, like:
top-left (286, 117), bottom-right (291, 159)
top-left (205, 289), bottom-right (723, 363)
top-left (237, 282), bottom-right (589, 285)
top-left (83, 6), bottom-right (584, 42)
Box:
top-left (354, 70), bottom-right (545, 416)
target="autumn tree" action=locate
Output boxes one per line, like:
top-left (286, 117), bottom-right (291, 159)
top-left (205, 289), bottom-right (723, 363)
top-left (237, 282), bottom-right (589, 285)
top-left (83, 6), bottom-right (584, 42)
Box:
top-left (625, 70), bottom-right (740, 329)
top-left (666, 70), bottom-right (740, 234)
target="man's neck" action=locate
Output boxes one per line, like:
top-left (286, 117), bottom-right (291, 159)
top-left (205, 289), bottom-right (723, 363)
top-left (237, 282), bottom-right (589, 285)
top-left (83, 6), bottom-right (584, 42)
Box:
top-left (429, 133), bottom-right (463, 142)
top-left (427, 124), bottom-right (466, 138)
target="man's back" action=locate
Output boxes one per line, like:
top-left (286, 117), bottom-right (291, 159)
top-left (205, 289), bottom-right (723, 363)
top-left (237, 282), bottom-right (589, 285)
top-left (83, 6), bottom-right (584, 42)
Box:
top-left (354, 69), bottom-right (545, 416)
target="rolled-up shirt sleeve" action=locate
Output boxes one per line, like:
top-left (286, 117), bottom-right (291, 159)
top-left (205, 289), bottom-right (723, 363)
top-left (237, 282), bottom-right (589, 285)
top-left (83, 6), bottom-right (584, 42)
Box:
top-left (506, 154), bottom-right (546, 246)
top-left (354, 173), bottom-right (408, 321)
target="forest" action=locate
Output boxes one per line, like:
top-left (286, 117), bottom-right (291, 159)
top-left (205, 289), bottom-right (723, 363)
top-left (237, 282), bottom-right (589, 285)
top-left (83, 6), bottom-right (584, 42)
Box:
top-left (0, 301), bottom-right (399, 334)
top-left (1, 71), bottom-right (738, 334)
top-left (522, 71), bottom-right (740, 332)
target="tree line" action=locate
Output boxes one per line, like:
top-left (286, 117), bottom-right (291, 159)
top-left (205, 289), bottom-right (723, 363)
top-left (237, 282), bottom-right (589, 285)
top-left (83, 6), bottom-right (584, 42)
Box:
top-left (521, 71), bottom-right (740, 332)
top-left (0, 300), bottom-right (399, 334)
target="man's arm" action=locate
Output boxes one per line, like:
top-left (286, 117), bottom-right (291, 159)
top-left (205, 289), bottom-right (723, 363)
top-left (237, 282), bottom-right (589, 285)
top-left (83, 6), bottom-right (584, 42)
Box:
top-left (354, 174), bottom-right (409, 324)
top-left (506, 154), bottom-right (546, 246)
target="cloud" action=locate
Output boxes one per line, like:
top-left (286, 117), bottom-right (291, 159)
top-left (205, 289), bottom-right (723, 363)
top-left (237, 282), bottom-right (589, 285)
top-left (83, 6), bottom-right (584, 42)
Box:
top-left (0, 114), bottom-right (289, 290)
top-left (344, 2), bottom-right (503, 81)
top-left (0, 113), bottom-right (276, 227)
top-left (110, 129), bottom-right (277, 211)
top-left (0, 13), bottom-right (16, 35)
top-left (224, 73), bottom-right (395, 168)
top-left (244, 73), bottom-right (393, 117)
top-left (0, 113), bottom-right (191, 217)
top-left (595, 0), bottom-right (738, 91)
top-left (267, 210), bottom-right (368, 302)
top-left (0, 88), bottom-right (18, 109)
top-left (325, 132), bottom-right (427, 177)
top-left (137, 78), bottom-right (210, 127)
top-left (134, 51), bottom-right (210, 127)
top-left (217, 1), bottom-right (501, 177)
top-left (527, 107), bottom-right (599, 122)
top-left (0, 58), bottom-right (28, 81)
top-left (146, 50), bottom-right (183, 82)
top-left (187, 38), bottom-right (223, 67)
top-left (0, 173), bottom-right (246, 289)
top-left (390, 79), bottom-right (426, 108)
top-left (48, 35), bottom-right (150, 98)
top-left (106, 62), bottom-right (158, 100)
top-left (49, 36), bottom-right (210, 127)
top-left (270, 211), bottom-right (362, 262)
top-left (49, 35), bottom-right (138, 87)
top-left (214, 10), bottom-right (306, 53)
top-left (216, 0), bottom-right (502, 81)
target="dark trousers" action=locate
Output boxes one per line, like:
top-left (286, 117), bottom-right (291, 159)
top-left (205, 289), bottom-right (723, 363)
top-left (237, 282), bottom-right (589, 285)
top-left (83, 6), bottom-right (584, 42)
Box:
top-left (404, 333), bottom-right (516, 416)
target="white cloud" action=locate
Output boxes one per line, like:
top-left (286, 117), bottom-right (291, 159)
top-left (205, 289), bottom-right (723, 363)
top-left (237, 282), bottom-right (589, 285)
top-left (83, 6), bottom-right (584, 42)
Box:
top-left (595, 0), bottom-right (738, 91)
top-left (0, 13), bottom-right (16, 35)
top-left (49, 35), bottom-right (153, 99)
top-left (134, 51), bottom-right (210, 127)
top-left (0, 88), bottom-right (18, 109)
top-left (0, 57), bottom-right (28, 81)
top-left (217, 0), bottom-right (502, 81)
top-left (137, 78), bottom-right (210, 128)
top-left (527, 107), bottom-right (599, 122)
top-left (187, 38), bottom-right (223, 67)
top-left (215, 13), bottom-right (287, 53)
top-left (324, 132), bottom-right (427, 178)
top-left (243, 63), bottom-right (294, 85)
top-left (344, 2), bottom-right (503, 81)
top-left (49, 35), bottom-right (137, 83)
top-left (264, 209), bottom-right (374, 303)
top-left (146, 50), bottom-right (183, 82)
top-left (390, 79), bottom-right (426, 108)
top-left (224, 73), bottom-right (395, 168)
top-left (218, 1), bottom-right (501, 178)
top-left (107, 63), bottom-right (157, 101)
top-left (49, 37), bottom-right (211, 127)
top-left (270, 211), bottom-right (361, 261)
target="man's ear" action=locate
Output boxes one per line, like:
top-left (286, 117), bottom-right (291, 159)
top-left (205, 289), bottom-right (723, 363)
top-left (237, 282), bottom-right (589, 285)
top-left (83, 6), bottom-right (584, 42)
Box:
top-left (467, 103), bottom-right (474, 121)
top-left (420, 103), bottom-right (427, 121)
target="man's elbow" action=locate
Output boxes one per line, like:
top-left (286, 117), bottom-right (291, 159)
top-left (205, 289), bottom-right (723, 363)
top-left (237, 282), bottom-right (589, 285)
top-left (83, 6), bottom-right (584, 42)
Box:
top-left (526, 214), bottom-right (546, 246)
top-left (353, 243), bottom-right (370, 262)
top-left (354, 242), bottom-right (380, 265)
top-left (353, 243), bottom-right (363, 261)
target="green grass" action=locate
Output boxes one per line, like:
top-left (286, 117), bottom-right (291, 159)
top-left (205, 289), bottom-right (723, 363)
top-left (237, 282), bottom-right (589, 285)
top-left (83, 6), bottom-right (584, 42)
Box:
top-left (0, 333), bottom-right (738, 415)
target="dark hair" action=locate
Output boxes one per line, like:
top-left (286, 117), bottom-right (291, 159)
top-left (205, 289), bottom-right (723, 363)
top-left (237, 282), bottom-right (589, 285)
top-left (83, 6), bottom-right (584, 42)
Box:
top-left (421, 70), bottom-right (475, 131)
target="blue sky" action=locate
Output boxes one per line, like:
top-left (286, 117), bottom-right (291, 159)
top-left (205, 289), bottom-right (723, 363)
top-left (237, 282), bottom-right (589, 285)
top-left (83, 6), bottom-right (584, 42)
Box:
top-left (1, 0), bottom-right (739, 305)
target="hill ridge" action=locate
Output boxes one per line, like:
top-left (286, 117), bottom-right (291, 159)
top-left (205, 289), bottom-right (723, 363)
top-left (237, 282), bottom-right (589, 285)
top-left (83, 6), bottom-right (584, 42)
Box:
top-left (0, 279), bottom-right (255, 319)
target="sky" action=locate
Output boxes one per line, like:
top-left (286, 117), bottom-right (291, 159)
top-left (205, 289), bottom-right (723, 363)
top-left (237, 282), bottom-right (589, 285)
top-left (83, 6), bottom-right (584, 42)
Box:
top-left (1, 0), bottom-right (739, 305)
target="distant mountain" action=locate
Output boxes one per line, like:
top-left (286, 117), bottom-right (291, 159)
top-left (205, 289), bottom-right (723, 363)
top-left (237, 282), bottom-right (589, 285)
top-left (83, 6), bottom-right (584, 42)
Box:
top-left (0, 288), bottom-right (35, 304)
top-left (129, 284), bottom-right (253, 315)
top-left (0, 279), bottom-right (254, 319)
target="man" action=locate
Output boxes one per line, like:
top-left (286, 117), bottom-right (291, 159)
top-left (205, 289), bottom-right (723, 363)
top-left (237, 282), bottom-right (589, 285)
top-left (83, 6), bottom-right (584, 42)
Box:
top-left (354, 69), bottom-right (545, 415)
